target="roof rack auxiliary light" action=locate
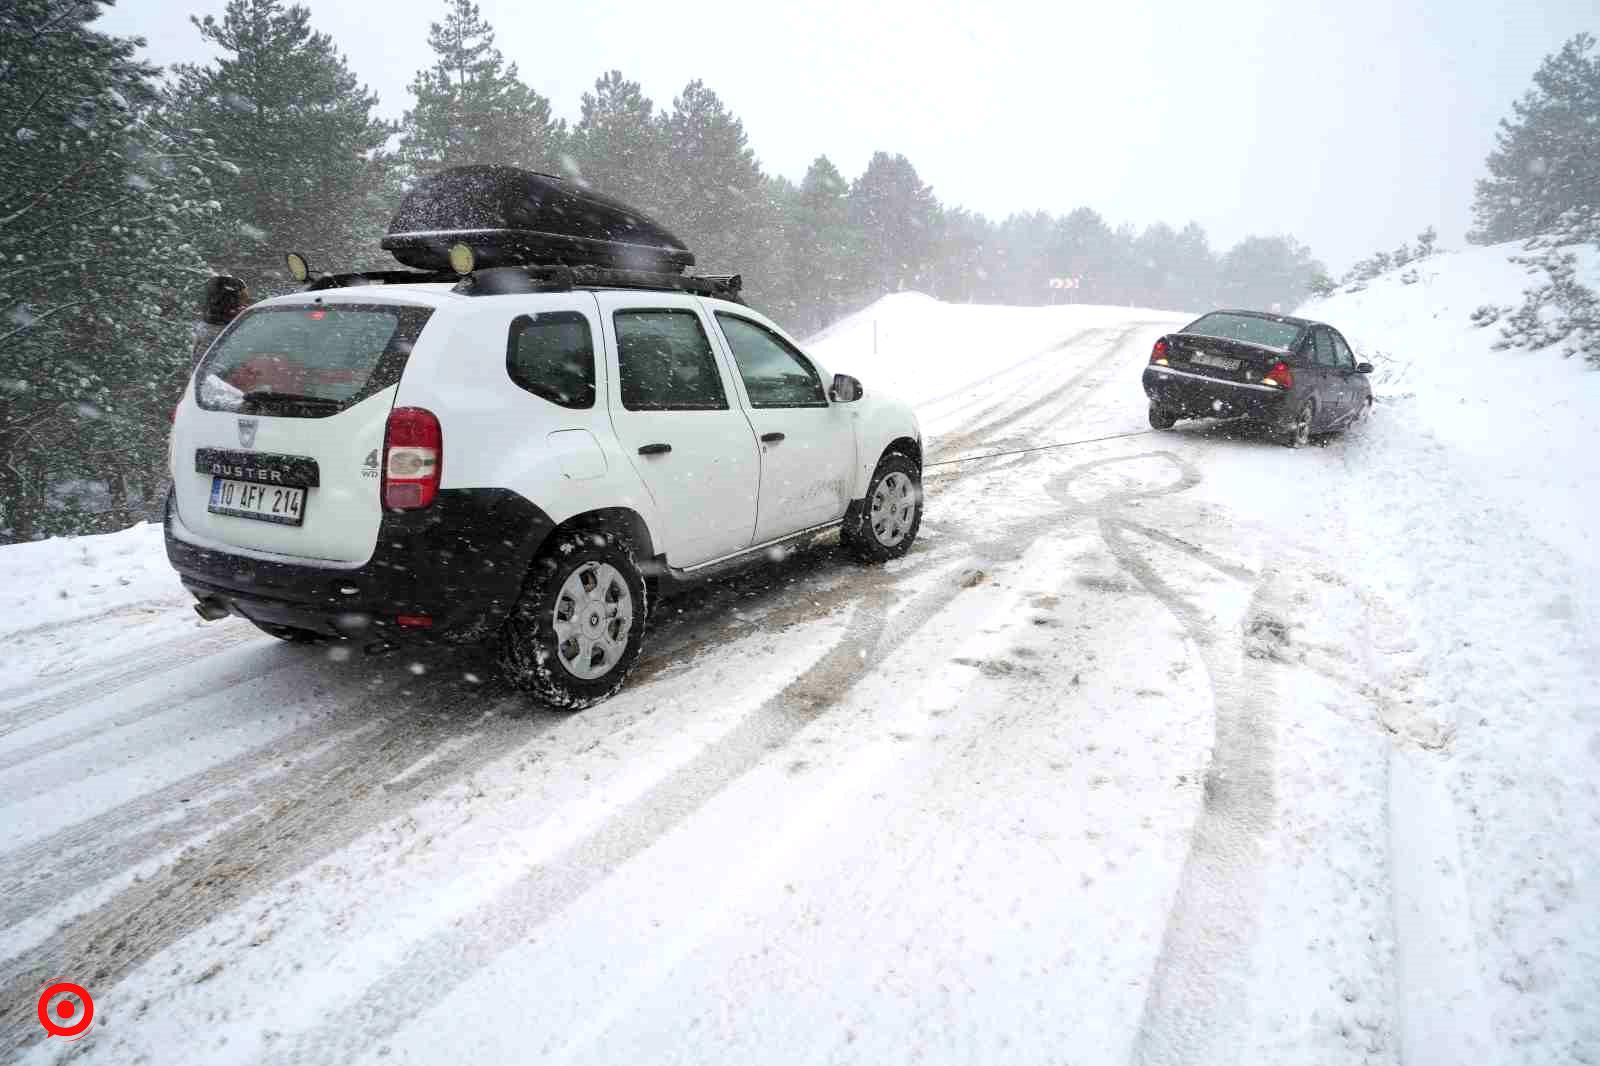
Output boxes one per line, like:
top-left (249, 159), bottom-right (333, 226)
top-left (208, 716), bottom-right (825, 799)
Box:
top-left (447, 242), bottom-right (476, 276)
top-left (285, 252), bottom-right (310, 283)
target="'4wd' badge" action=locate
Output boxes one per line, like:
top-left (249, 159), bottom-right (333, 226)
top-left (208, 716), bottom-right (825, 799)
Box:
top-left (362, 449), bottom-right (380, 478)
top-left (237, 418), bottom-right (258, 448)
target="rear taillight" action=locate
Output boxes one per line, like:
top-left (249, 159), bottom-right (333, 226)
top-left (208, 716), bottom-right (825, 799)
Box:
top-left (1262, 361), bottom-right (1294, 389)
top-left (1150, 338), bottom-right (1169, 365)
top-left (382, 406), bottom-right (442, 510)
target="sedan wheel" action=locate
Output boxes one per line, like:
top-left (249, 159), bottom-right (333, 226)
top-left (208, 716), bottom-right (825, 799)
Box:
top-left (1285, 400), bottom-right (1315, 449)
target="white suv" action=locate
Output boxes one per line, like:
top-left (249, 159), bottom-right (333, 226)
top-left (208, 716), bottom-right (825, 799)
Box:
top-left (166, 251), bottom-right (923, 707)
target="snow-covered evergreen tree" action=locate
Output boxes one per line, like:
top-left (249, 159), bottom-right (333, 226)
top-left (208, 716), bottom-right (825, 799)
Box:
top-left (1, 0), bottom-right (225, 540)
top-left (567, 71), bottom-right (662, 212)
top-left (172, 0), bottom-right (392, 285)
top-left (657, 80), bottom-right (763, 276)
top-left (1484, 208), bottom-right (1600, 366)
top-left (398, 0), bottom-right (563, 179)
top-left (1469, 33), bottom-right (1600, 245)
top-left (847, 153), bottom-right (939, 298)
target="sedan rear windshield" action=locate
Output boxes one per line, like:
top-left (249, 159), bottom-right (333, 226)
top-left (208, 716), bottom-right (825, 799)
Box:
top-left (1180, 312), bottom-right (1303, 351)
top-left (195, 304), bottom-right (433, 417)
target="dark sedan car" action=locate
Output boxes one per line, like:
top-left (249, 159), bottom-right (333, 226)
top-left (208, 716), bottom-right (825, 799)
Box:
top-left (1142, 310), bottom-right (1373, 447)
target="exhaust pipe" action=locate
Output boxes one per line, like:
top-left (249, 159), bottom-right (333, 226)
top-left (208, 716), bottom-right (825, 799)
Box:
top-left (193, 597), bottom-right (231, 622)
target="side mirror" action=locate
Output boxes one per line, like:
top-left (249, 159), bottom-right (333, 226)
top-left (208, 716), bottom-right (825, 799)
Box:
top-left (830, 373), bottom-right (863, 403)
top-left (1356, 362), bottom-right (1373, 374)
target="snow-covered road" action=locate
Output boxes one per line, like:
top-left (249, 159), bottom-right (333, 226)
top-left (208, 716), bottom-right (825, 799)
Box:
top-left (3, 293), bottom-right (1597, 1064)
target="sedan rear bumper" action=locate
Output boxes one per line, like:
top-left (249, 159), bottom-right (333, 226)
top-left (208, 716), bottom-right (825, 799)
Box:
top-left (1142, 365), bottom-right (1293, 424)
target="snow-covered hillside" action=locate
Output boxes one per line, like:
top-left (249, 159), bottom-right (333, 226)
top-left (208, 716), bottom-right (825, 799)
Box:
top-left (1, 267), bottom-right (1595, 1065)
top-left (1297, 240), bottom-right (1600, 561)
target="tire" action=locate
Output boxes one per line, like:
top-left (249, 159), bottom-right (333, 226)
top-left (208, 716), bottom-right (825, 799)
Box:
top-left (1148, 404), bottom-right (1178, 430)
top-left (250, 620), bottom-right (326, 644)
top-left (497, 529), bottom-right (647, 709)
top-left (1355, 395), bottom-right (1373, 424)
top-left (841, 452), bottom-right (923, 563)
top-left (1283, 399), bottom-right (1315, 449)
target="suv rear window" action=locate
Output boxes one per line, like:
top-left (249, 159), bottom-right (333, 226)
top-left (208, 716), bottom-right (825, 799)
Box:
top-left (506, 312), bottom-right (595, 409)
top-left (1180, 312), bottom-right (1302, 350)
top-left (195, 304), bottom-right (433, 417)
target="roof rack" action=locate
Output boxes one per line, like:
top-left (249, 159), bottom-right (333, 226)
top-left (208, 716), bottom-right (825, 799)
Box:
top-left (297, 264), bottom-right (744, 303)
top-left (453, 264), bottom-right (742, 302)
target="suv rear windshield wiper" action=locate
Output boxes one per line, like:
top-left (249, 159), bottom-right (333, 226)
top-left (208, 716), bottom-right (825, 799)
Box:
top-left (239, 390), bottom-right (344, 411)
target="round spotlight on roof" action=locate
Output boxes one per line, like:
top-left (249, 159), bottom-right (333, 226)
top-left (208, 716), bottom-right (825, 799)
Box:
top-left (285, 252), bottom-right (310, 283)
top-left (447, 242), bottom-right (476, 276)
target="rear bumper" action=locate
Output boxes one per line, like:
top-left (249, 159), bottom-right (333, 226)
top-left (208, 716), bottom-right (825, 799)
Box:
top-left (165, 488), bottom-right (554, 643)
top-left (1142, 365), bottom-right (1293, 424)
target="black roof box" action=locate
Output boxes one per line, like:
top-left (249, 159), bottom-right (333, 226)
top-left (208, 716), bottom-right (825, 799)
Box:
top-left (382, 165), bottom-right (695, 274)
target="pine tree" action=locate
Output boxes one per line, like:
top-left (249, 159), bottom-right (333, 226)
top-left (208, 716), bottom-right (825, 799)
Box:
top-left (568, 71), bottom-right (662, 211)
top-left (1218, 236), bottom-right (1325, 312)
top-left (1478, 207), bottom-right (1600, 366)
top-left (1415, 226), bottom-right (1438, 258)
top-left (657, 80), bottom-right (763, 274)
top-left (1170, 223), bottom-right (1219, 310)
top-left (1, 0), bottom-right (226, 540)
top-left (172, 0), bottom-right (392, 284)
top-left (788, 156), bottom-right (853, 330)
top-left (1469, 33), bottom-right (1600, 244)
top-left (1134, 223), bottom-right (1180, 310)
top-left (847, 152), bottom-right (939, 298)
top-left (927, 208), bottom-right (989, 306)
top-left (398, 0), bottom-right (563, 179)
top-left (1052, 208), bottom-right (1116, 303)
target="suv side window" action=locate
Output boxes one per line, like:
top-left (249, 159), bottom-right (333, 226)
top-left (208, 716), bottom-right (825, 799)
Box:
top-left (615, 309), bottom-right (728, 411)
top-left (715, 313), bottom-right (828, 408)
top-left (1312, 328), bottom-right (1337, 367)
top-left (506, 311), bottom-right (595, 408)
top-left (1330, 331), bottom-right (1357, 370)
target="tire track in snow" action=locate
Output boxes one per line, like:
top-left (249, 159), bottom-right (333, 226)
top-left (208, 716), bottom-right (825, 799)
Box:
top-left (931, 323), bottom-right (1155, 460)
top-left (262, 505), bottom-right (1095, 1063)
top-left (261, 387), bottom-right (1164, 1061)
top-left (0, 641), bottom-right (310, 776)
top-left (916, 326), bottom-right (1106, 421)
top-left (1043, 451), bottom-right (1280, 1066)
top-left (0, 672), bottom-right (546, 1052)
top-left (0, 623), bottom-right (261, 740)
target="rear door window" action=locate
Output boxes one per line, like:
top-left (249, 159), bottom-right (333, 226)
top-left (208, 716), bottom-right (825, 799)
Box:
top-left (507, 311), bottom-right (595, 408)
top-left (1312, 328), bottom-right (1337, 367)
top-left (196, 304), bottom-right (432, 418)
top-left (614, 309), bottom-right (728, 411)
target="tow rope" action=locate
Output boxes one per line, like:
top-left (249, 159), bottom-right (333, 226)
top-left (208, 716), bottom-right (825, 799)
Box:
top-left (924, 428), bottom-right (1158, 469)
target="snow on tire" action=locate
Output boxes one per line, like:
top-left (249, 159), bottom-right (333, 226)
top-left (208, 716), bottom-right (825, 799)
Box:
top-left (841, 452), bottom-right (923, 564)
top-left (497, 529), bottom-right (648, 710)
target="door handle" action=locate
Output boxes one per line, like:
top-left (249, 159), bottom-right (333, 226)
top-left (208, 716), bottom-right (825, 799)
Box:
top-left (637, 443), bottom-right (672, 456)
top-left (760, 432), bottom-right (786, 443)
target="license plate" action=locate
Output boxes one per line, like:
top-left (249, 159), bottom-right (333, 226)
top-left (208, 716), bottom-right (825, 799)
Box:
top-left (208, 477), bottom-right (306, 526)
top-left (1190, 351), bottom-right (1241, 371)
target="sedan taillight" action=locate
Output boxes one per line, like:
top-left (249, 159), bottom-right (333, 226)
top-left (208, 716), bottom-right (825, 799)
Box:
top-left (1150, 338), bottom-right (1170, 365)
top-left (1262, 361), bottom-right (1294, 389)
top-left (382, 406), bottom-right (442, 510)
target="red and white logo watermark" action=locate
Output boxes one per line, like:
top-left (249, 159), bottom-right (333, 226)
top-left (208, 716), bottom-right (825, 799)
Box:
top-left (36, 979), bottom-right (94, 1040)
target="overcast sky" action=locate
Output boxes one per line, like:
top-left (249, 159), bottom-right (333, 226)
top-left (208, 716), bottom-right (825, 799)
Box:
top-left (102, 0), bottom-right (1593, 271)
